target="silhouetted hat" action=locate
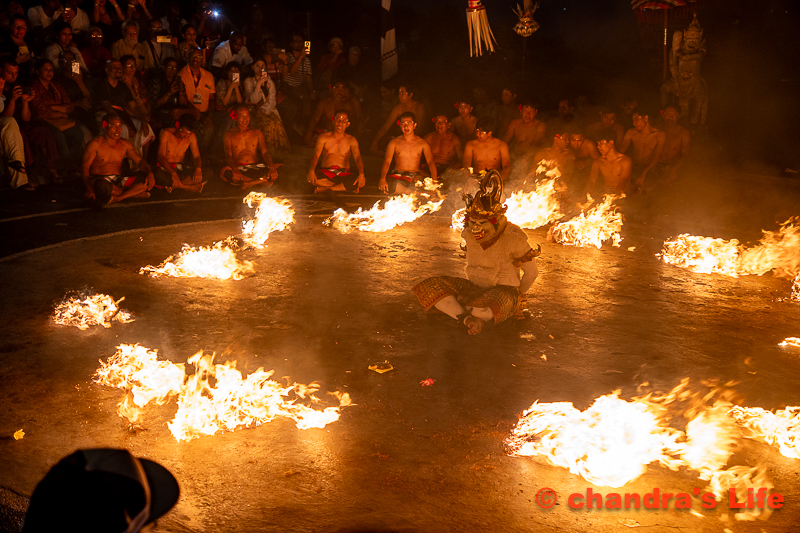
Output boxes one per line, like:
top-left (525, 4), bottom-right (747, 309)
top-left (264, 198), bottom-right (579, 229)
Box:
top-left (22, 448), bottom-right (179, 533)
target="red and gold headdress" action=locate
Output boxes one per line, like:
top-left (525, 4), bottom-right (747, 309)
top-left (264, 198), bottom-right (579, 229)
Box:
top-left (463, 169), bottom-right (506, 222)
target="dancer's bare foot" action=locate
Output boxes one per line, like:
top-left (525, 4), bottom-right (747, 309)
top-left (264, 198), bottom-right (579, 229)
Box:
top-left (464, 316), bottom-right (484, 335)
top-left (184, 181), bottom-right (206, 193)
top-left (242, 178), bottom-right (272, 190)
top-left (132, 192), bottom-right (150, 199)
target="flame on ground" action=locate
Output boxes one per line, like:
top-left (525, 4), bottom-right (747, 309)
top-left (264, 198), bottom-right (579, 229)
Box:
top-left (325, 179), bottom-right (443, 233)
top-left (658, 216), bottom-right (800, 279)
top-left (241, 193), bottom-right (295, 248)
top-left (139, 238), bottom-right (255, 280)
top-left (779, 337), bottom-right (800, 347)
top-left (53, 292), bottom-right (134, 330)
top-left (549, 195), bottom-right (623, 249)
top-left (505, 177), bottom-right (564, 229)
top-left (94, 344), bottom-right (353, 441)
top-left (505, 379), bottom-right (795, 520)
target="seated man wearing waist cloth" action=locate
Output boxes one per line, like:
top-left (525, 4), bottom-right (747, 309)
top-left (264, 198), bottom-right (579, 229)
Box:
top-left (221, 105), bottom-right (279, 189)
top-left (307, 108), bottom-right (365, 194)
top-left (81, 114), bottom-right (154, 204)
top-left (378, 111), bottom-right (437, 195)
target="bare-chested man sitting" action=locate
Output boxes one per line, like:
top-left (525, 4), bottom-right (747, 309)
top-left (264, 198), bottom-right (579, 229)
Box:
top-left (568, 128), bottom-right (600, 171)
top-left (307, 109), bottom-right (365, 194)
top-left (585, 107), bottom-right (624, 147)
top-left (154, 113), bottom-right (205, 193)
top-left (658, 105), bottom-right (690, 182)
top-left (423, 114), bottom-right (462, 178)
top-left (378, 111), bottom-right (437, 195)
top-left (502, 99), bottom-right (546, 156)
top-left (304, 80), bottom-right (362, 148)
top-left (533, 127), bottom-right (576, 187)
top-left (370, 83), bottom-right (426, 155)
top-left (584, 130), bottom-right (632, 197)
top-left (463, 116), bottom-right (511, 181)
top-left (82, 114), bottom-right (154, 204)
top-left (221, 106), bottom-right (278, 189)
top-left (619, 109), bottom-right (665, 192)
top-left (450, 96), bottom-right (477, 145)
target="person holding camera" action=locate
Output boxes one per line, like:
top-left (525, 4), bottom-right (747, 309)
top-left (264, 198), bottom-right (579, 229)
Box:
top-left (281, 33), bottom-right (313, 139)
top-left (44, 22), bottom-right (88, 74)
top-left (209, 31), bottom-right (251, 79)
top-left (144, 18), bottom-right (176, 71)
top-left (80, 26), bottom-right (111, 78)
top-left (0, 15), bottom-right (34, 74)
top-left (54, 49), bottom-right (97, 136)
top-left (52, 1), bottom-right (90, 34)
top-left (244, 58), bottom-right (289, 159)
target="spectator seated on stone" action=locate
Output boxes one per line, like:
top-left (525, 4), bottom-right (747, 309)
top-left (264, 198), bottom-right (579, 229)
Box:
top-left (80, 26), bottom-right (112, 80)
top-left (209, 31), bottom-right (251, 79)
top-left (176, 24), bottom-right (199, 67)
top-left (143, 18), bottom-right (177, 72)
top-left (54, 49), bottom-right (98, 136)
top-left (0, 72), bottom-right (33, 189)
top-left (89, 0), bottom-right (125, 34)
top-left (44, 21), bottom-right (89, 74)
top-left (244, 58), bottom-right (290, 160)
top-left (146, 57), bottom-right (193, 129)
top-left (93, 58), bottom-right (153, 154)
top-left (52, 1), bottom-right (90, 35)
top-left (0, 14), bottom-right (34, 75)
top-left (176, 47), bottom-right (215, 149)
top-left (111, 20), bottom-right (149, 72)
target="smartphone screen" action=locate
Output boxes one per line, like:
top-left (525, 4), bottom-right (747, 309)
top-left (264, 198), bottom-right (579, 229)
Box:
top-left (71, 61), bottom-right (80, 74)
top-left (304, 41), bottom-right (311, 53)
top-left (231, 72), bottom-right (239, 83)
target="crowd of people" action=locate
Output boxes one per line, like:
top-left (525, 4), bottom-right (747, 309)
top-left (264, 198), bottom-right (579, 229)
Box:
top-left (0, 0), bottom-right (690, 205)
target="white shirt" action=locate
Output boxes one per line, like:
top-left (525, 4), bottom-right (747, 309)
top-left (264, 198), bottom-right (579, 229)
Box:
top-left (27, 5), bottom-right (54, 28)
top-left (210, 40), bottom-right (252, 70)
top-left (244, 75), bottom-right (277, 117)
top-left (52, 7), bottom-right (91, 32)
top-left (44, 43), bottom-right (88, 73)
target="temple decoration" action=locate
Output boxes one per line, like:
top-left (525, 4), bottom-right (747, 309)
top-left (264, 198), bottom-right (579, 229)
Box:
top-left (512, 0), bottom-right (539, 37)
top-left (660, 14), bottom-right (708, 128)
top-left (466, 0), bottom-right (496, 57)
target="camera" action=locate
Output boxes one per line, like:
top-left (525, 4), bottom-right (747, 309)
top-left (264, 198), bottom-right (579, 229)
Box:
top-left (21, 87), bottom-right (32, 95)
top-left (71, 61), bottom-right (80, 74)
top-left (231, 72), bottom-right (239, 83)
top-left (304, 41), bottom-right (311, 53)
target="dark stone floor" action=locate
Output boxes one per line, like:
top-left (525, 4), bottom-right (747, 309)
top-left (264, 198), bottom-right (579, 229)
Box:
top-left (1, 150), bottom-right (800, 532)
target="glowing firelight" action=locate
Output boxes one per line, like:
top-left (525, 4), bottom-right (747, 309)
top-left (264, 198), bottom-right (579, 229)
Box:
top-left (94, 344), bottom-right (353, 441)
top-left (658, 216), bottom-right (800, 279)
top-left (325, 179), bottom-right (443, 233)
top-left (139, 238), bottom-right (255, 280)
top-left (792, 273), bottom-right (800, 301)
top-left (549, 195), bottom-right (623, 249)
top-left (505, 379), bottom-right (792, 520)
top-left (241, 193), bottom-right (295, 248)
top-left (139, 195), bottom-right (295, 279)
top-left (53, 292), bottom-right (133, 330)
top-left (779, 337), bottom-right (800, 348)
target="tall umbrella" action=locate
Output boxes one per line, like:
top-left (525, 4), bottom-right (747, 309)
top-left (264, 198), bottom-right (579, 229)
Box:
top-left (631, 0), bottom-right (697, 82)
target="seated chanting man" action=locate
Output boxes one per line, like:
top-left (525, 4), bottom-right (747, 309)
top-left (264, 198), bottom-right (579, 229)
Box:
top-left (423, 113), bottom-right (463, 179)
top-left (378, 111), bottom-right (437, 195)
top-left (584, 129), bottom-right (632, 197)
top-left (154, 113), bottom-right (205, 192)
top-left (463, 115), bottom-right (510, 181)
top-left (307, 109), bottom-right (365, 194)
top-left (221, 106), bottom-right (279, 189)
top-left (81, 114), bottom-right (154, 204)
top-left (413, 170), bottom-right (540, 335)
top-left (502, 99), bottom-right (546, 156)
top-left (304, 79), bottom-right (362, 148)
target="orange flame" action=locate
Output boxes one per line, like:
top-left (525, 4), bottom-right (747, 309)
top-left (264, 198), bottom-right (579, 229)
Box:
top-left (241, 193), bottom-right (295, 248)
top-left (549, 195), bottom-right (623, 249)
top-left (94, 344), bottom-right (352, 441)
top-left (53, 292), bottom-right (134, 330)
top-left (779, 337), bottom-right (800, 348)
top-left (506, 379), bottom-right (789, 520)
top-left (658, 217), bottom-right (800, 279)
top-left (325, 179), bottom-right (443, 233)
top-left (139, 238), bottom-right (255, 280)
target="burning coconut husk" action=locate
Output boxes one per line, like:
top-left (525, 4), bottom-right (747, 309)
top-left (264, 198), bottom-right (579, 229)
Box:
top-left (140, 195), bottom-right (295, 279)
top-left (53, 292), bottom-right (134, 330)
top-left (548, 194), bottom-right (623, 249)
top-left (94, 344), bottom-right (353, 441)
top-left (505, 379), bottom-right (796, 520)
top-left (325, 178), bottom-right (443, 233)
top-left (658, 216), bottom-right (800, 279)
top-left (139, 237), bottom-right (255, 280)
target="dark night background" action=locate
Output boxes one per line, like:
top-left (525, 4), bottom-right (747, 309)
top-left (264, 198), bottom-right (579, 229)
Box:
top-left (241, 0), bottom-right (799, 172)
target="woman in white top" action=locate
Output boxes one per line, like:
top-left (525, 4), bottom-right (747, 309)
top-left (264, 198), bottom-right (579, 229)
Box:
top-left (243, 58), bottom-right (290, 159)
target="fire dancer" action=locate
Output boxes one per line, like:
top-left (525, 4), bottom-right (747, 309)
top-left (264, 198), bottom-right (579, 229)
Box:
top-left (423, 114), bottom-right (463, 178)
top-left (658, 105), bottom-right (690, 182)
top-left (307, 109), bottom-right (365, 193)
top-left (82, 114), bottom-right (154, 204)
top-left (370, 83), bottom-right (426, 155)
top-left (463, 116), bottom-right (510, 181)
top-left (584, 129), bottom-right (632, 197)
top-left (154, 113), bottom-right (205, 192)
top-left (413, 170), bottom-right (539, 335)
top-left (22, 448), bottom-right (179, 533)
top-left (378, 111), bottom-right (437, 194)
top-left (221, 106), bottom-right (278, 189)
top-left (502, 99), bottom-right (546, 155)
top-left (619, 110), bottom-right (665, 192)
